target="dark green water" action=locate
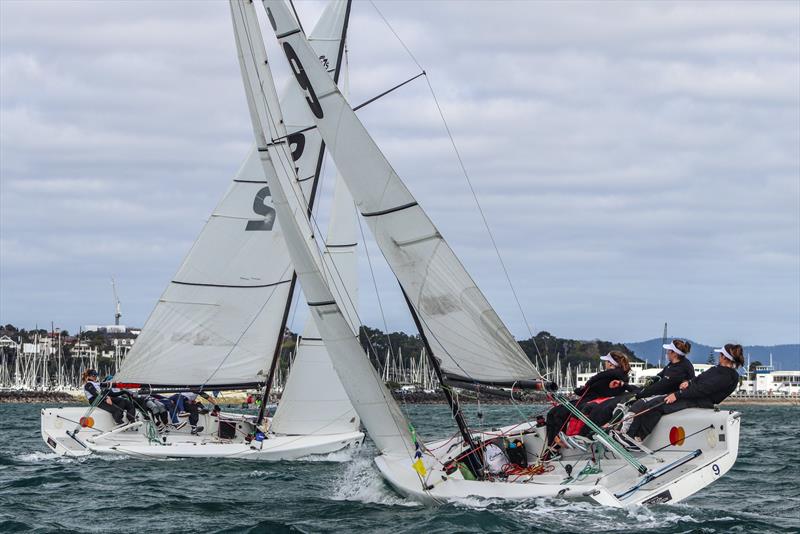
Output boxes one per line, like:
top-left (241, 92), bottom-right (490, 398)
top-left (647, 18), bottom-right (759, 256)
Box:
top-left (0, 403), bottom-right (797, 533)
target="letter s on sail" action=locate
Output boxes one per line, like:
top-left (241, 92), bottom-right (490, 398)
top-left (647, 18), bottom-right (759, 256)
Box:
top-left (282, 42), bottom-right (324, 119)
top-left (246, 186), bottom-right (276, 231)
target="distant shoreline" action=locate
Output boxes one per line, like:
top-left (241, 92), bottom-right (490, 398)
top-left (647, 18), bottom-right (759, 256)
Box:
top-left (1, 390), bottom-right (797, 406)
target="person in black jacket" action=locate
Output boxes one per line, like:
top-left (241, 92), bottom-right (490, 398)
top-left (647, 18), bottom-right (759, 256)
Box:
top-left (544, 351), bottom-right (630, 450)
top-left (586, 339), bottom-right (695, 429)
top-left (626, 344), bottom-right (744, 440)
top-left (82, 369), bottom-right (134, 425)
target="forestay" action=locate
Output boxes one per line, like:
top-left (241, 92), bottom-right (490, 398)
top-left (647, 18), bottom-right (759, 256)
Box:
top-left (264, 0), bottom-right (540, 385)
top-left (233, 0), bottom-right (414, 455)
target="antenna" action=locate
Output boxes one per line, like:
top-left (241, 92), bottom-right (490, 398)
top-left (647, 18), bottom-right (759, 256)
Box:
top-left (661, 322), bottom-right (668, 368)
top-left (111, 277), bottom-right (122, 326)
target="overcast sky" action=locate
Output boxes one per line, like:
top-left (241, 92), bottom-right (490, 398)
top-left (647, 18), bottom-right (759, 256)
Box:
top-left (1, 0), bottom-right (798, 346)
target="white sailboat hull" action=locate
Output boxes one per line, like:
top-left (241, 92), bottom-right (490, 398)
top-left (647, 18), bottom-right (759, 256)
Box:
top-left (41, 407), bottom-right (364, 460)
top-left (374, 408), bottom-right (740, 507)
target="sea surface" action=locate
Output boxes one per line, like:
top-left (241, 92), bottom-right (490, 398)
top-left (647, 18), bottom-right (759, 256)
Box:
top-left (0, 402), bottom-right (797, 533)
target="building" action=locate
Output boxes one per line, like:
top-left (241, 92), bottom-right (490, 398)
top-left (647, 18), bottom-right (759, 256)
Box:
top-left (734, 362), bottom-right (800, 396)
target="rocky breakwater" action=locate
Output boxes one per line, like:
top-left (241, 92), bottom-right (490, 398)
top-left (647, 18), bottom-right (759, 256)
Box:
top-left (0, 390), bottom-right (79, 403)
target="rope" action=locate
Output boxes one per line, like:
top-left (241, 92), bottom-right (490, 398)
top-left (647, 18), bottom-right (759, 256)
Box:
top-left (501, 462), bottom-right (554, 478)
top-left (596, 424), bottom-right (715, 483)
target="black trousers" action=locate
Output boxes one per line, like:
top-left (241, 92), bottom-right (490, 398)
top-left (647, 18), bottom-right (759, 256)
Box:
top-left (545, 404), bottom-right (569, 446)
top-left (626, 396), bottom-right (710, 440)
top-left (97, 400), bottom-right (124, 424)
top-left (587, 393), bottom-right (636, 429)
top-left (110, 395), bottom-right (136, 423)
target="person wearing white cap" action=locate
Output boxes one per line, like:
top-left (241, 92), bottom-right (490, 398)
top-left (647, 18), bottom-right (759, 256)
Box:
top-left (627, 343), bottom-right (744, 441)
top-left (544, 350), bottom-right (631, 452)
top-left (583, 339), bottom-right (696, 431)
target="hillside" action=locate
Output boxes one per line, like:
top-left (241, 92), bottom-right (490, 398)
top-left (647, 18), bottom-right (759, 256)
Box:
top-left (624, 338), bottom-right (800, 370)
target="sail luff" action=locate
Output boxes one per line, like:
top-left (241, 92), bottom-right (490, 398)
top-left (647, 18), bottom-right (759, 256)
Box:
top-left (231, 0), bottom-right (414, 455)
top-left (262, 0), bottom-right (540, 385)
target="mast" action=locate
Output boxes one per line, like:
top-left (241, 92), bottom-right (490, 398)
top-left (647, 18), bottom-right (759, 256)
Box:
top-left (401, 289), bottom-right (479, 458)
top-left (256, 0), bottom-right (352, 424)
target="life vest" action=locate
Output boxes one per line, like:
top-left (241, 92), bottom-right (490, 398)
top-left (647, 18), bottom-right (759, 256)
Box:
top-left (565, 396), bottom-right (611, 436)
top-left (84, 381), bottom-right (102, 402)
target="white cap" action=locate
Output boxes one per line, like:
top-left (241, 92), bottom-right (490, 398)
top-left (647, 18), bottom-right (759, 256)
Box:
top-left (714, 347), bottom-right (735, 362)
top-left (662, 342), bottom-right (685, 357)
top-left (600, 353), bottom-right (618, 366)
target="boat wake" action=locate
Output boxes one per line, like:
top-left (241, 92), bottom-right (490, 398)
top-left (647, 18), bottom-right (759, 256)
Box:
top-left (14, 450), bottom-right (130, 463)
top-left (505, 498), bottom-right (700, 531)
top-left (330, 454), bottom-right (419, 507)
top-left (297, 448), bottom-right (357, 463)
top-left (14, 451), bottom-right (68, 463)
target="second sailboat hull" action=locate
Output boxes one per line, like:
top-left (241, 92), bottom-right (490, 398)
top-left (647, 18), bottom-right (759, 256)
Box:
top-left (41, 406), bottom-right (363, 460)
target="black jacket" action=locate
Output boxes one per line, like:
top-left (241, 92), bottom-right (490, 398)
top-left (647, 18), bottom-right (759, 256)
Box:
top-left (629, 358), bottom-right (696, 399)
top-left (675, 365), bottom-right (739, 406)
top-left (574, 367), bottom-right (629, 402)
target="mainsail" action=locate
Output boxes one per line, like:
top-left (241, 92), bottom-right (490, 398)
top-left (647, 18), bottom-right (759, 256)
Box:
top-left (232, 0), bottom-right (413, 455)
top-left (264, 0), bottom-right (540, 386)
top-left (114, 0), bottom-right (352, 390)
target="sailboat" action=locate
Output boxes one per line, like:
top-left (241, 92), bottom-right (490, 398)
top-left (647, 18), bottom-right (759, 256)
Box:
top-left (235, 0), bottom-right (742, 506)
top-left (39, 0), bottom-right (364, 460)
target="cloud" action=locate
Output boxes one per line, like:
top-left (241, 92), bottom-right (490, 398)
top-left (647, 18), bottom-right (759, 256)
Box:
top-left (1, 0), bottom-right (798, 346)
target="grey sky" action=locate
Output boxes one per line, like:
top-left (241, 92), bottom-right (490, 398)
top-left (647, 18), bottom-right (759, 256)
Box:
top-left (1, 1), bottom-right (798, 346)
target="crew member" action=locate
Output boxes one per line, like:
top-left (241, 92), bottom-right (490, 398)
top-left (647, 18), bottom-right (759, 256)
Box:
top-left (587, 339), bottom-right (695, 429)
top-left (626, 344), bottom-right (744, 441)
top-left (82, 369), bottom-right (134, 425)
top-left (544, 351), bottom-right (630, 452)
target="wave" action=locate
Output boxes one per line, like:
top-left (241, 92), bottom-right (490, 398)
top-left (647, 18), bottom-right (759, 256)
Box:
top-left (329, 454), bottom-right (419, 507)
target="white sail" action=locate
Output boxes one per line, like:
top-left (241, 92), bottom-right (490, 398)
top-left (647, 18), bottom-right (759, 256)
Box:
top-left (271, 173), bottom-right (361, 435)
top-left (270, 11), bottom-right (360, 437)
top-left (231, 0), bottom-right (413, 455)
top-left (264, 0), bottom-right (539, 385)
top-left (114, 148), bottom-right (293, 387)
top-left (115, 1), bottom-right (349, 389)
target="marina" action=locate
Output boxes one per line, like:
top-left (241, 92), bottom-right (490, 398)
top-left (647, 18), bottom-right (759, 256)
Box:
top-left (1, 0), bottom-right (798, 531)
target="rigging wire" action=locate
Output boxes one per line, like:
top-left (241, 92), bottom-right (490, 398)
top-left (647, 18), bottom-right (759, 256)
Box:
top-left (356, 210), bottom-right (400, 377)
